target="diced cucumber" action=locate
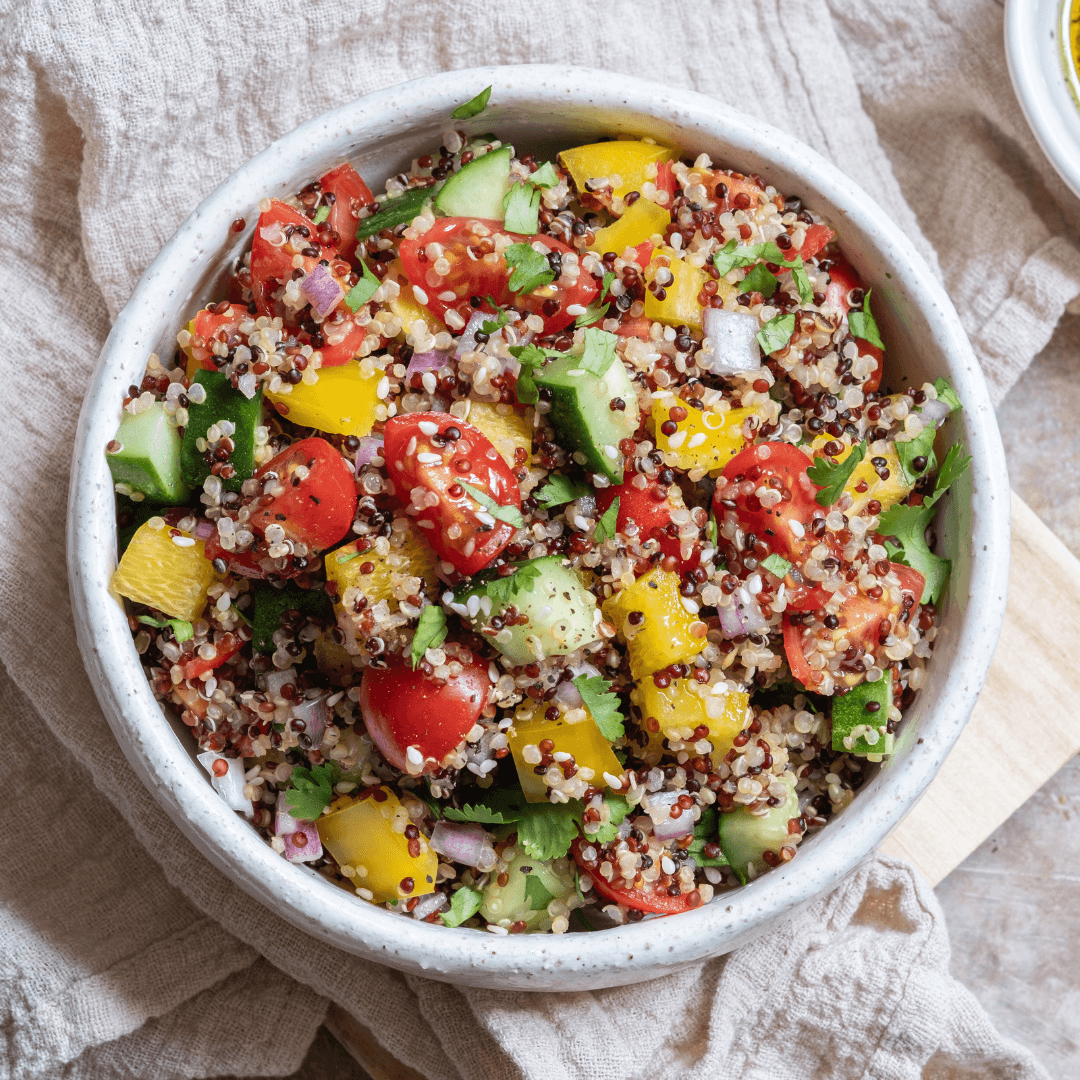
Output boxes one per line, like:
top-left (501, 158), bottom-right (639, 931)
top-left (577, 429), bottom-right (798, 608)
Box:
top-left (452, 555), bottom-right (601, 666)
top-left (718, 773), bottom-right (800, 883)
top-left (107, 402), bottom-right (191, 503)
top-left (434, 146), bottom-right (512, 221)
top-left (831, 669), bottom-right (895, 757)
top-left (480, 850), bottom-right (575, 932)
top-left (251, 580), bottom-right (332, 655)
top-left (356, 187), bottom-right (434, 242)
top-left (179, 371), bottom-right (262, 493)
top-left (533, 350), bottom-right (639, 483)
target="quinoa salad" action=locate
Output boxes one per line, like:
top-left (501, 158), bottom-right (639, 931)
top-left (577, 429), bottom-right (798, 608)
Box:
top-left (107, 86), bottom-right (969, 934)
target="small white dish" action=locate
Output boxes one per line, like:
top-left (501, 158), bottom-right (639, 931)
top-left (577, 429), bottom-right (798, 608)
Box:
top-left (67, 65), bottom-right (1011, 990)
top-left (1005, 0), bottom-right (1080, 198)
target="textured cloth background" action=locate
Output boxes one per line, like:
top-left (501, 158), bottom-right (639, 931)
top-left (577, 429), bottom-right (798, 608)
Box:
top-left (0, 1), bottom-right (1070, 1077)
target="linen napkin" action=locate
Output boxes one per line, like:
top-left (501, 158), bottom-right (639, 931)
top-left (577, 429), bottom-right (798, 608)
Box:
top-left (0, 1), bottom-right (1070, 1077)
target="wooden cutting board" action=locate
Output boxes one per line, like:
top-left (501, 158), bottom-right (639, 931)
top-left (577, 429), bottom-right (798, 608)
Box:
top-left (327, 493), bottom-right (1080, 1080)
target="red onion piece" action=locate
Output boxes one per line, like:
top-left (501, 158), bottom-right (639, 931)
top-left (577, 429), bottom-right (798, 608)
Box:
top-left (736, 588), bottom-right (770, 635)
top-left (356, 434), bottom-right (384, 467)
top-left (648, 792), bottom-right (696, 841)
top-left (197, 751), bottom-right (253, 818)
top-left (429, 820), bottom-right (495, 869)
top-left (412, 891), bottom-right (450, 920)
top-left (291, 695), bottom-right (331, 748)
top-left (718, 602), bottom-right (745, 639)
top-left (300, 264), bottom-right (343, 317)
top-left (919, 398), bottom-right (951, 424)
top-left (193, 520), bottom-right (214, 539)
top-left (275, 790), bottom-right (324, 863)
top-left (455, 312), bottom-right (488, 357)
top-left (407, 349), bottom-right (449, 376)
top-left (700, 308), bottom-right (761, 376)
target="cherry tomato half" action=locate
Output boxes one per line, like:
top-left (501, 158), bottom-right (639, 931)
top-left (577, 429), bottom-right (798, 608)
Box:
top-left (359, 649), bottom-right (492, 773)
top-left (571, 839), bottom-right (700, 915)
top-left (596, 477), bottom-right (700, 570)
top-left (184, 304), bottom-right (248, 377)
top-left (318, 162), bottom-right (374, 262)
top-left (383, 411), bottom-right (522, 576)
top-left (398, 217), bottom-right (598, 336)
top-left (248, 437), bottom-right (357, 553)
top-left (825, 259), bottom-right (883, 393)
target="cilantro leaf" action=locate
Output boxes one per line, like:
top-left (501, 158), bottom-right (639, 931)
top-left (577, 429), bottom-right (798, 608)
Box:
top-left (534, 474), bottom-right (590, 508)
top-left (713, 239), bottom-right (795, 277)
top-left (282, 763), bottom-right (336, 821)
top-left (579, 327), bottom-right (619, 377)
top-left (573, 301), bottom-right (610, 329)
top-left (136, 615), bottom-right (194, 642)
top-left (807, 440), bottom-right (866, 507)
top-left (410, 604), bottom-right (448, 669)
top-left (848, 288), bottom-right (884, 348)
top-left (451, 86), bottom-right (492, 120)
top-left (933, 377), bottom-right (963, 413)
top-left (524, 874), bottom-right (556, 911)
top-left (442, 787), bottom-right (527, 824)
top-left (927, 443), bottom-right (972, 505)
top-left (760, 553), bottom-right (792, 579)
top-left (593, 497), bottom-right (619, 543)
top-left (530, 161), bottom-right (560, 188)
top-left (790, 262), bottom-right (814, 304)
top-left (592, 793), bottom-right (630, 843)
top-left (312, 205), bottom-right (330, 225)
top-left (573, 673), bottom-right (625, 741)
top-left (459, 481), bottom-right (524, 528)
top-left (456, 560), bottom-right (545, 609)
top-left (515, 800), bottom-right (582, 861)
top-left (503, 182), bottom-right (542, 235)
top-left (480, 308), bottom-right (511, 335)
top-left (895, 426), bottom-right (938, 485)
top-left (505, 243), bottom-right (555, 294)
top-left (687, 807), bottom-right (729, 867)
top-left (739, 262), bottom-right (779, 298)
top-left (600, 270), bottom-right (616, 302)
top-left (756, 312), bottom-right (796, 355)
top-left (441, 885), bottom-right (484, 927)
top-left (343, 261), bottom-right (380, 311)
top-left (508, 342), bottom-right (561, 405)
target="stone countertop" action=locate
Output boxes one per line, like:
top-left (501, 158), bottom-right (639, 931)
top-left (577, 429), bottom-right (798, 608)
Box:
top-left (935, 315), bottom-right (1080, 1079)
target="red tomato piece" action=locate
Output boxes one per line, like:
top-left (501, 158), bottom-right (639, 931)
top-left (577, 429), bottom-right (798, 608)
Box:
top-left (185, 305), bottom-right (247, 373)
top-left (203, 532), bottom-right (306, 580)
top-left (717, 442), bottom-right (825, 569)
top-left (359, 649), bottom-right (492, 772)
top-left (705, 169), bottom-right (770, 215)
top-left (794, 222), bottom-right (834, 262)
top-left (248, 437), bottom-right (357, 553)
top-left (398, 218), bottom-right (598, 336)
top-left (654, 161), bottom-right (677, 204)
top-left (571, 840), bottom-right (699, 915)
top-left (383, 411), bottom-right (522, 576)
top-left (318, 162), bottom-right (374, 262)
top-left (181, 633), bottom-right (241, 680)
top-left (825, 260), bottom-right (883, 393)
top-left (596, 478), bottom-right (700, 570)
top-left (632, 241), bottom-right (654, 269)
top-left (300, 309), bottom-right (375, 368)
top-left (615, 315), bottom-right (652, 341)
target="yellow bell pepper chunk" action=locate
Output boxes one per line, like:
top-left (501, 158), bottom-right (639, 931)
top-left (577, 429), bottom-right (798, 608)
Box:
top-left (386, 259), bottom-right (446, 337)
top-left (316, 786), bottom-right (437, 904)
top-left (643, 253), bottom-right (708, 331)
top-left (326, 522), bottom-right (439, 648)
top-left (559, 140), bottom-right (680, 202)
top-left (810, 436), bottom-right (911, 515)
top-left (508, 701), bottom-right (623, 802)
top-left (603, 568), bottom-right (704, 679)
top-left (636, 678), bottom-right (749, 767)
top-left (112, 520), bottom-right (215, 621)
top-left (265, 361), bottom-right (381, 438)
top-left (651, 392), bottom-right (759, 472)
top-left (588, 198), bottom-right (671, 258)
top-left (466, 401), bottom-right (533, 468)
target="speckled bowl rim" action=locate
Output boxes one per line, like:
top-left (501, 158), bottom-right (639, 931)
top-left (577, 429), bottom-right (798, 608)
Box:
top-left (68, 65), bottom-right (1010, 991)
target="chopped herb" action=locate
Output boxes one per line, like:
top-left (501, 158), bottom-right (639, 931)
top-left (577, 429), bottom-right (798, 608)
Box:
top-left (515, 799), bottom-right (581, 861)
top-left (933, 377), bottom-right (963, 413)
top-left (529, 161), bottom-right (561, 188)
top-left (343, 261), bottom-right (381, 311)
top-left (282, 763), bottom-right (336, 821)
top-left (410, 604), bottom-right (448, 669)
top-left (738, 262), bottom-right (779, 298)
top-left (760, 553), bottom-right (792, 579)
top-left (593, 496), bottom-right (620, 543)
top-left (756, 312), bottom-right (796, 355)
top-left (713, 238), bottom-right (797, 277)
top-left (312, 205), bottom-right (330, 225)
top-left (705, 512), bottom-right (718, 547)
top-left (457, 560), bottom-right (545, 608)
top-left (441, 885), bottom-right (485, 927)
top-left (573, 673), bottom-right (625, 741)
top-left (503, 182), bottom-right (542, 235)
top-left (480, 308), bottom-right (511, 336)
top-left (599, 270), bottom-right (616, 302)
top-left (579, 327), bottom-right (619, 377)
top-left (355, 187), bottom-right (431, 242)
top-left (524, 874), bottom-right (556, 911)
top-left (534, 473), bottom-right (590, 508)
top-left (848, 288), bottom-right (884, 348)
top-left (686, 807), bottom-right (729, 867)
top-left (459, 481), bottom-right (524, 527)
top-left (136, 615), bottom-right (194, 642)
top-left (508, 342), bottom-right (561, 405)
top-left (451, 85), bottom-right (492, 120)
top-left (807, 440), bottom-right (866, 507)
top-left (895, 425), bottom-right (938, 485)
top-left (573, 301), bottom-right (610, 328)
top-left (591, 793), bottom-right (630, 843)
top-left (505, 242), bottom-right (555, 294)
top-left (791, 262), bottom-right (814, 304)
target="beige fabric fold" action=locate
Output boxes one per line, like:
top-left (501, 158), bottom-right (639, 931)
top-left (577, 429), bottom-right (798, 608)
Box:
top-left (0, 0), bottom-right (1069, 1077)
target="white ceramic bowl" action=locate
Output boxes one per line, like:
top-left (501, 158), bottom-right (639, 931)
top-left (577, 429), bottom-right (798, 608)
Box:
top-left (68, 66), bottom-right (1010, 991)
top-left (1005, 0), bottom-right (1080, 198)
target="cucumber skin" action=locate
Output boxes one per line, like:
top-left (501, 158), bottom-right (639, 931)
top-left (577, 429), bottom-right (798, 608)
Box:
top-left (534, 354), bottom-right (639, 484)
top-left (434, 146), bottom-right (512, 221)
top-left (251, 580), bottom-right (331, 655)
top-left (179, 370), bottom-right (262, 493)
top-left (108, 403), bottom-right (191, 504)
top-left (454, 555), bottom-right (600, 665)
top-left (717, 774), bottom-right (799, 884)
top-left (356, 187), bottom-right (432, 242)
top-left (831, 670), bottom-right (894, 756)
